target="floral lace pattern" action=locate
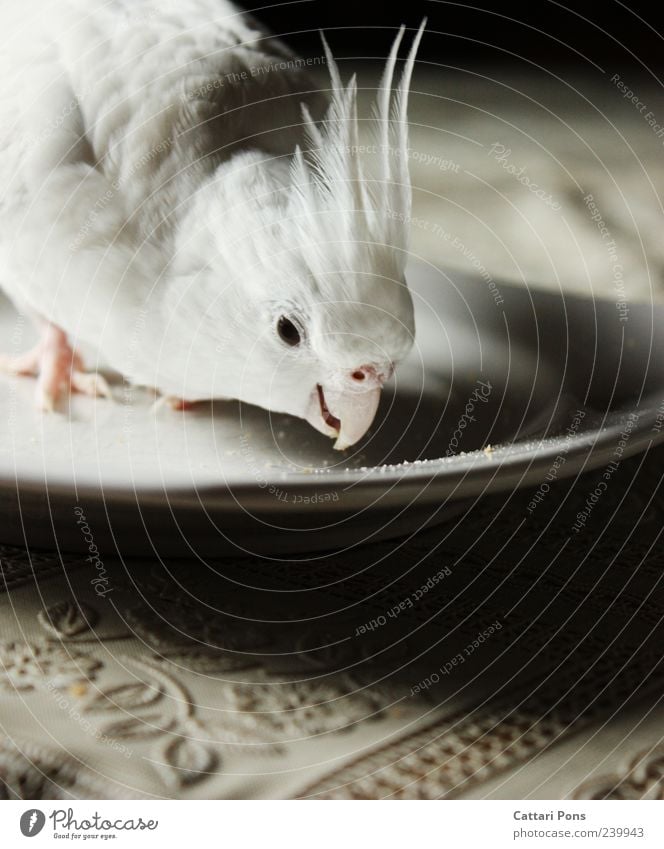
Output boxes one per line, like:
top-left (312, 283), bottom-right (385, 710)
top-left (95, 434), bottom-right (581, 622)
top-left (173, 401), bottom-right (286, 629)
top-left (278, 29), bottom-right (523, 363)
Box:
top-left (0, 641), bottom-right (101, 692)
top-left (0, 445), bottom-right (662, 799)
top-left (573, 747), bottom-right (664, 800)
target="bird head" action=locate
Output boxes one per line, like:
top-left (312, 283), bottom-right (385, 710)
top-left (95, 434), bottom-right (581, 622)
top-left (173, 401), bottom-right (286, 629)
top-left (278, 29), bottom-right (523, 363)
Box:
top-left (164, 24), bottom-right (424, 450)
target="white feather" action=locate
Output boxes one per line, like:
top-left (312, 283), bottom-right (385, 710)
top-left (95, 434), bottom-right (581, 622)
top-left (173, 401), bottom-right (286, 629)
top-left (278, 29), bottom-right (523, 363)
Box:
top-left (0, 0), bottom-right (425, 443)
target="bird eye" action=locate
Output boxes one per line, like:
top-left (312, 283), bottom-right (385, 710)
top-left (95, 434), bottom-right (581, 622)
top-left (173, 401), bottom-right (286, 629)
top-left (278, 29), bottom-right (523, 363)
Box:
top-left (277, 315), bottom-right (301, 347)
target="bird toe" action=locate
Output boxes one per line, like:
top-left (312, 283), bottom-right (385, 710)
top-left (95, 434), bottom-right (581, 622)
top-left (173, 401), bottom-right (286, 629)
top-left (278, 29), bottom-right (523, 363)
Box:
top-left (71, 370), bottom-right (112, 399)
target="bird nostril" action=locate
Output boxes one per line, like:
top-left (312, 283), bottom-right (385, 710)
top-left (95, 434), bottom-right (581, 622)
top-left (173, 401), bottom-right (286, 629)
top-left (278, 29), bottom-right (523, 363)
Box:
top-left (352, 370), bottom-right (366, 382)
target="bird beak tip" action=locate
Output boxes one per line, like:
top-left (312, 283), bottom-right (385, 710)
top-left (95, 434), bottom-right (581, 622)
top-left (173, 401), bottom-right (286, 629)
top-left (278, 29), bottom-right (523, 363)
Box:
top-left (306, 382), bottom-right (382, 451)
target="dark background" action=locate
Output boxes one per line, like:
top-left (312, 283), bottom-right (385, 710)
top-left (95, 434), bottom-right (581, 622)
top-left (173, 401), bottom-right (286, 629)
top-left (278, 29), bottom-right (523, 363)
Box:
top-left (244, 1), bottom-right (663, 73)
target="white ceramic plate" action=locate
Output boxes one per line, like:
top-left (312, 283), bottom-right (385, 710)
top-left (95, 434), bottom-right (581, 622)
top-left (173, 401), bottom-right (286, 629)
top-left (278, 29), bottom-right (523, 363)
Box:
top-left (1, 261), bottom-right (663, 556)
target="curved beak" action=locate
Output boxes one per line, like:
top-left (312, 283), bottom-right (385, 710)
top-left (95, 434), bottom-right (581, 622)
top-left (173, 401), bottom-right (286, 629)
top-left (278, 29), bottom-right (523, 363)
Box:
top-left (306, 382), bottom-right (382, 450)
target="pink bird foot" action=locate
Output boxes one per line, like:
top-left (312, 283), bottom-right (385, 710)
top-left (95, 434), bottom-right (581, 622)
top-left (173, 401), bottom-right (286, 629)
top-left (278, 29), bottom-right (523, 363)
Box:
top-left (0, 322), bottom-right (111, 410)
top-left (166, 397), bottom-right (196, 411)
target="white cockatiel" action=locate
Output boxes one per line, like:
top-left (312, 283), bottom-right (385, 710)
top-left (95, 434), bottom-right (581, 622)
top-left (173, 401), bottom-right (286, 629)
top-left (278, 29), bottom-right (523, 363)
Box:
top-left (0, 0), bottom-right (423, 450)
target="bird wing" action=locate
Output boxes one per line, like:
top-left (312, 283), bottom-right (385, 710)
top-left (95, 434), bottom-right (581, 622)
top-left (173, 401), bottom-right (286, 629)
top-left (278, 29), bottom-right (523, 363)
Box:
top-left (3, 0), bottom-right (325, 227)
top-left (0, 0), bottom-right (325, 327)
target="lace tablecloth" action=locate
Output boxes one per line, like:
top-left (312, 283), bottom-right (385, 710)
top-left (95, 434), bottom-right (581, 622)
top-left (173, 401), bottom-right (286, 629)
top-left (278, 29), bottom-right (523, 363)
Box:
top-left (0, 439), bottom-right (663, 800)
top-left (2, 66), bottom-right (664, 801)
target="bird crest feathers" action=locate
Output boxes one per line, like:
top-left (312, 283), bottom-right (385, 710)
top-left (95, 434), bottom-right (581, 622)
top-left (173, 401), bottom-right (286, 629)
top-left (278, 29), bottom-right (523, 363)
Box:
top-left (288, 22), bottom-right (426, 292)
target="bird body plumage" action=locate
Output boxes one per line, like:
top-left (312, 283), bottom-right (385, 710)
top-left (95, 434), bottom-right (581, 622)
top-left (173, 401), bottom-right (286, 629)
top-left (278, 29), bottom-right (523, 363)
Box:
top-left (0, 0), bottom-right (424, 448)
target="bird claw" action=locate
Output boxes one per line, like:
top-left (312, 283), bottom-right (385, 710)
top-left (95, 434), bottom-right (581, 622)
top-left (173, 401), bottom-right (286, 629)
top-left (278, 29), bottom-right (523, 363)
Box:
top-left (150, 396), bottom-right (196, 413)
top-left (35, 382), bottom-right (56, 413)
top-left (70, 370), bottom-right (112, 399)
top-left (0, 349), bottom-right (41, 377)
top-left (0, 324), bottom-right (112, 410)
top-left (167, 397), bottom-right (195, 411)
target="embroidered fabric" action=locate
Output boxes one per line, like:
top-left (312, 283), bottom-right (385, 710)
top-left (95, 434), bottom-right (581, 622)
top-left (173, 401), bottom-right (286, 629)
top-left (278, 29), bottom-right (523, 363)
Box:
top-left (0, 443), bottom-right (662, 799)
top-left (2, 71), bottom-right (664, 799)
